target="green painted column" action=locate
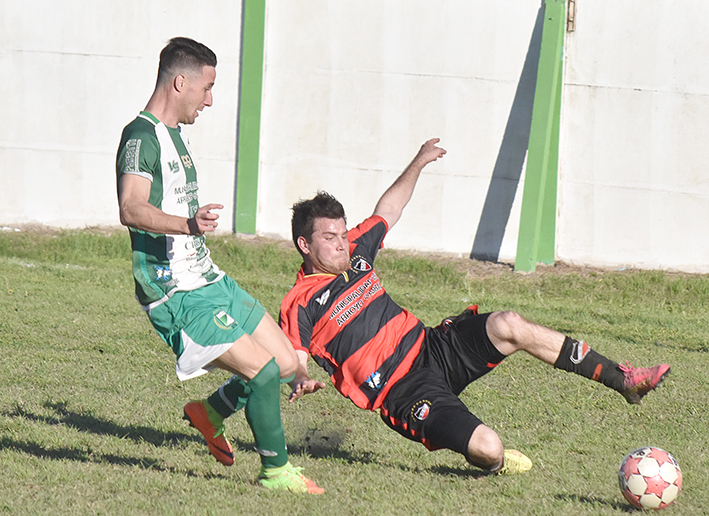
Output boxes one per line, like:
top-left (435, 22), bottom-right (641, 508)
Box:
top-left (234, 0), bottom-right (266, 234)
top-left (514, 0), bottom-right (566, 272)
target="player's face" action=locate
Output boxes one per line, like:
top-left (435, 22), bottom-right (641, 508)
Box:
top-left (179, 65), bottom-right (215, 125)
top-left (302, 217), bottom-right (349, 275)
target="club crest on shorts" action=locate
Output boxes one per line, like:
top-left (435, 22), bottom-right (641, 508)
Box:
top-left (570, 340), bottom-right (590, 364)
top-left (411, 400), bottom-right (432, 421)
top-left (350, 255), bottom-right (372, 272)
top-left (213, 309), bottom-right (236, 330)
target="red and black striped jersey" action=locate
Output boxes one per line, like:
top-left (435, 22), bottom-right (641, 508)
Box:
top-left (279, 215), bottom-right (426, 411)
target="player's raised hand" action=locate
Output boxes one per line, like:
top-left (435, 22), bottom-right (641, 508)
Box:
top-left (415, 138), bottom-right (447, 165)
top-left (188, 203), bottom-right (224, 235)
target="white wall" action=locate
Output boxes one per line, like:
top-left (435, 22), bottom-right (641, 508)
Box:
top-left (559, 0), bottom-right (709, 272)
top-left (258, 1), bottom-right (541, 264)
top-left (0, 0), bottom-right (242, 229)
top-left (258, 0), bottom-right (709, 272)
top-left (2, 1), bottom-right (708, 273)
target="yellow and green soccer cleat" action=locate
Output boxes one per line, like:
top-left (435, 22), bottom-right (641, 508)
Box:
top-left (258, 463), bottom-right (324, 494)
top-left (497, 449), bottom-right (533, 475)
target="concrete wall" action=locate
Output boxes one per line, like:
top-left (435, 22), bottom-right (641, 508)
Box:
top-left (258, 1), bottom-right (543, 265)
top-left (559, 0), bottom-right (709, 272)
top-left (2, 1), bottom-right (707, 272)
top-left (258, 0), bottom-right (709, 272)
top-left (0, 0), bottom-right (242, 229)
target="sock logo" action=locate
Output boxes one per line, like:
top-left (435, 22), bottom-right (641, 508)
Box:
top-left (570, 340), bottom-right (590, 364)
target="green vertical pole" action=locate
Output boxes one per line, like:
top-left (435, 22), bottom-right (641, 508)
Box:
top-left (514, 0), bottom-right (566, 272)
top-left (538, 56), bottom-right (563, 264)
top-left (234, 0), bottom-right (266, 234)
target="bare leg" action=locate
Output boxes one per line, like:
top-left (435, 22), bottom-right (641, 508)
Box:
top-left (485, 310), bottom-right (565, 364)
top-left (210, 312), bottom-right (298, 380)
top-left (484, 310), bottom-right (669, 405)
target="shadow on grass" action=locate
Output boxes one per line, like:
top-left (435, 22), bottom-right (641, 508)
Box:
top-left (287, 427), bottom-right (379, 465)
top-left (0, 436), bottom-right (229, 479)
top-left (428, 465), bottom-right (491, 479)
top-left (6, 401), bottom-right (203, 447)
top-left (7, 401), bottom-right (270, 456)
top-left (5, 402), bottom-right (476, 477)
top-left (4, 401), bottom-right (379, 467)
top-left (290, 428), bottom-right (488, 478)
top-left (555, 494), bottom-right (635, 512)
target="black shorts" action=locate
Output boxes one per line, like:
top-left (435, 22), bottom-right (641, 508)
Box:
top-left (380, 308), bottom-right (506, 455)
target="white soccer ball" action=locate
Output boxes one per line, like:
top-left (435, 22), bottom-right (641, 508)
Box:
top-left (618, 447), bottom-right (682, 510)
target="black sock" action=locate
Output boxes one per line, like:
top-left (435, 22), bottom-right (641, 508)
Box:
top-left (554, 337), bottom-right (625, 392)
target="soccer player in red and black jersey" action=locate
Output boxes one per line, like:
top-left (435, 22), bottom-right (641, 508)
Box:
top-left (279, 138), bottom-right (671, 474)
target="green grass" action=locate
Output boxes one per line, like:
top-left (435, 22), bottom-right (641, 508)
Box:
top-left (1, 229), bottom-right (707, 515)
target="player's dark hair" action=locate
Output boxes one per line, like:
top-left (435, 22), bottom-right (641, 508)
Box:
top-left (291, 191), bottom-right (346, 257)
top-left (157, 37), bottom-right (217, 85)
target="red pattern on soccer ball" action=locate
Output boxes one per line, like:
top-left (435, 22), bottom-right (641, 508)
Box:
top-left (618, 447), bottom-right (682, 510)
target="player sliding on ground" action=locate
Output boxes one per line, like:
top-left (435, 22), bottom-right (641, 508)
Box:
top-left (116, 37), bottom-right (322, 494)
top-left (278, 138), bottom-right (670, 474)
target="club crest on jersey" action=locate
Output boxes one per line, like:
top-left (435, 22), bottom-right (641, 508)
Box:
top-left (351, 255), bottom-right (372, 272)
top-left (181, 155), bottom-right (193, 169)
top-left (153, 266), bottom-right (173, 282)
top-left (365, 371), bottom-right (382, 390)
top-left (570, 340), bottom-right (590, 364)
top-left (213, 309), bottom-right (237, 330)
top-left (315, 289), bottom-right (330, 306)
top-left (411, 400), bottom-right (432, 421)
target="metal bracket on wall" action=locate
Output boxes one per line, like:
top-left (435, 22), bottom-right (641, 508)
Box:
top-left (567, 0), bottom-right (576, 32)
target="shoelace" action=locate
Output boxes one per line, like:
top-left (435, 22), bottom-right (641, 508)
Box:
top-left (261, 465), bottom-right (305, 480)
top-left (282, 466), bottom-right (304, 476)
top-left (619, 361), bottom-right (635, 376)
top-left (213, 423), bottom-right (227, 439)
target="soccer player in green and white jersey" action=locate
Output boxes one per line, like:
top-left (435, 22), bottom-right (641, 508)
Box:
top-left (116, 37), bottom-right (322, 494)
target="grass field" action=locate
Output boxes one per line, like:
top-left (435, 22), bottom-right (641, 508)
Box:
top-left (1, 228), bottom-right (708, 515)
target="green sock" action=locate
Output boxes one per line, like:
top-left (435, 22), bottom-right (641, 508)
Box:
top-left (245, 358), bottom-right (289, 469)
top-left (207, 375), bottom-right (251, 420)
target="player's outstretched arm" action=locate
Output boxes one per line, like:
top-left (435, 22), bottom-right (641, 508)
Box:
top-left (288, 350), bottom-right (326, 403)
top-left (372, 138), bottom-right (446, 229)
top-left (118, 174), bottom-right (223, 236)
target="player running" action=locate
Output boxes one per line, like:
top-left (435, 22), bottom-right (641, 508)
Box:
top-left (279, 138), bottom-right (670, 474)
top-left (116, 37), bottom-right (322, 494)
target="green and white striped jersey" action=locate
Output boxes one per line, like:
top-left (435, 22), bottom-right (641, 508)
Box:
top-left (116, 111), bottom-right (224, 309)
